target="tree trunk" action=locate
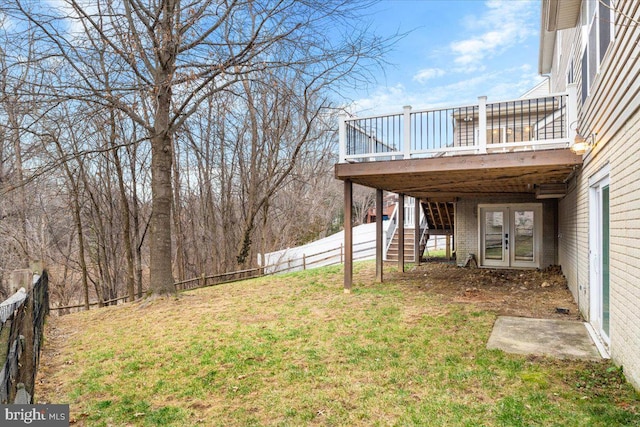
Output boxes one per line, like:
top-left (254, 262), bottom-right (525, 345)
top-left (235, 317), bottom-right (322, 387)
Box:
top-left (127, 141), bottom-right (145, 299)
top-left (72, 191), bottom-right (90, 310)
top-left (150, 129), bottom-right (175, 294)
top-left (172, 143), bottom-right (185, 281)
top-left (113, 146), bottom-right (136, 302)
top-left (148, 0), bottom-right (177, 296)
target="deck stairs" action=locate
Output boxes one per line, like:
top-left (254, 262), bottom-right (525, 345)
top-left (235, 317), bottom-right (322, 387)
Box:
top-left (384, 198), bottom-right (455, 262)
top-left (385, 228), bottom-right (425, 262)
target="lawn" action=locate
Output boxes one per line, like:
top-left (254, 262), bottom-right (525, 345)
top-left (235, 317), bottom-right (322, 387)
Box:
top-left (38, 261), bottom-right (640, 426)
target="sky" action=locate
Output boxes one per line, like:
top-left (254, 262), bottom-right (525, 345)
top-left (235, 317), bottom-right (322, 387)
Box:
top-left (346, 0), bottom-right (545, 116)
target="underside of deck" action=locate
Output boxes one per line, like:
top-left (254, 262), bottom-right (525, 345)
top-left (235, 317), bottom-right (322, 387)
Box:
top-left (336, 149), bottom-right (583, 291)
top-left (335, 149), bottom-right (583, 200)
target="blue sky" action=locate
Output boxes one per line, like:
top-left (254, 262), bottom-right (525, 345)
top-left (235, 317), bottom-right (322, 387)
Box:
top-left (347, 0), bottom-right (545, 115)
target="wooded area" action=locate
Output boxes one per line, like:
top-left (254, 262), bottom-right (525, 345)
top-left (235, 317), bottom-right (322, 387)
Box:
top-left (0, 0), bottom-right (388, 306)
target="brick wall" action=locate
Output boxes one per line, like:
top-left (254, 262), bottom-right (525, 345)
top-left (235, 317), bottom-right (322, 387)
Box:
top-left (608, 112), bottom-right (640, 390)
top-left (557, 107), bottom-right (640, 391)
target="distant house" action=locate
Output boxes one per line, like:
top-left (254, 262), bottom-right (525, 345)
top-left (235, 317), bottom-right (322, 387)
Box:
top-left (335, 0), bottom-right (640, 390)
top-left (363, 194), bottom-right (395, 224)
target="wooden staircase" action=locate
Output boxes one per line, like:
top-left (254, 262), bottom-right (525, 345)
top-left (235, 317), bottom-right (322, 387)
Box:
top-left (422, 200), bottom-right (454, 234)
top-left (385, 228), bottom-right (424, 262)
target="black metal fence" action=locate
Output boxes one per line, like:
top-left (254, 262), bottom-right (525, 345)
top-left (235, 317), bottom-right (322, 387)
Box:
top-left (0, 271), bottom-right (49, 404)
top-left (343, 93), bottom-right (569, 161)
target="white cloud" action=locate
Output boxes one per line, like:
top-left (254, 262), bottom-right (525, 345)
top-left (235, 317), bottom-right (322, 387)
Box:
top-left (348, 83), bottom-right (412, 115)
top-left (413, 68), bottom-right (445, 83)
top-left (346, 1), bottom-right (543, 116)
top-left (453, 64), bottom-right (487, 74)
top-left (350, 64), bottom-right (546, 116)
top-left (450, 0), bottom-right (537, 68)
top-left (0, 11), bottom-right (17, 32)
top-left (43, 0), bottom-right (101, 36)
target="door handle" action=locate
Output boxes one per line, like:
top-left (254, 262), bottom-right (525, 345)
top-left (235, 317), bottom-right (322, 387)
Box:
top-left (504, 233), bottom-right (509, 250)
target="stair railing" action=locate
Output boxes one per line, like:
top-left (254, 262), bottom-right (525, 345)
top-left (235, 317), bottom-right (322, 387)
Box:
top-left (419, 215), bottom-right (430, 248)
top-left (383, 203), bottom-right (398, 259)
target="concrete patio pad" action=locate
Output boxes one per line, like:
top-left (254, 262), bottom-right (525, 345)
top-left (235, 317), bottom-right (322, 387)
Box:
top-left (487, 316), bottom-right (603, 360)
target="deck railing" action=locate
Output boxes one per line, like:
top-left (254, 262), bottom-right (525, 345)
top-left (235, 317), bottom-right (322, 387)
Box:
top-left (339, 84), bottom-right (578, 163)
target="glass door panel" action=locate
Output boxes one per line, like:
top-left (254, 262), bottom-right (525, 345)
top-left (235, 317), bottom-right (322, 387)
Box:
top-left (589, 175), bottom-right (610, 345)
top-left (480, 204), bottom-right (541, 269)
top-left (481, 208), bottom-right (509, 267)
top-left (485, 211), bottom-right (504, 259)
top-left (512, 210), bottom-right (535, 265)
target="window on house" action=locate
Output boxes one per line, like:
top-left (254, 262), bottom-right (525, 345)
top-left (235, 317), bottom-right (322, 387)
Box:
top-left (581, 0), bottom-right (614, 103)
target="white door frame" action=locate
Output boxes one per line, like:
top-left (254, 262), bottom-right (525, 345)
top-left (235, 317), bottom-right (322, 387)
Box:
top-left (479, 203), bottom-right (543, 269)
top-left (589, 165), bottom-right (610, 345)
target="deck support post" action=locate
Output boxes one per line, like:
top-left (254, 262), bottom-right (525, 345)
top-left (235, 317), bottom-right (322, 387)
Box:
top-left (344, 180), bottom-right (353, 292)
top-left (398, 194), bottom-right (405, 273)
top-left (414, 198), bottom-right (421, 266)
top-left (376, 189), bottom-right (384, 283)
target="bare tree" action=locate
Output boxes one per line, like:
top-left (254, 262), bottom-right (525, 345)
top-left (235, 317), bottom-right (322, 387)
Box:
top-left (7, 0), bottom-right (389, 296)
top-left (352, 185), bottom-right (376, 226)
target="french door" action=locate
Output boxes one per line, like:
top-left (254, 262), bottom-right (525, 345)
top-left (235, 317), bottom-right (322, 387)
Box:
top-left (479, 204), bottom-right (542, 268)
top-left (590, 174), bottom-right (610, 345)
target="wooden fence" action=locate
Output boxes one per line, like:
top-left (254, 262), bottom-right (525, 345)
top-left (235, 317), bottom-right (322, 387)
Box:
top-left (49, 239), bottom-right (376, 313)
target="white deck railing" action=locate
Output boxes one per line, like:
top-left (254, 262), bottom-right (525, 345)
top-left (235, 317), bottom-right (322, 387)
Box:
top-left (339, 84), bottom-right (578, 163)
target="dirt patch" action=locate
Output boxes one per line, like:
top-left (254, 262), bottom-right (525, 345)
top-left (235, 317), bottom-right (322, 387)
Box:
top-left (395, 262), bottom-right (581, 320)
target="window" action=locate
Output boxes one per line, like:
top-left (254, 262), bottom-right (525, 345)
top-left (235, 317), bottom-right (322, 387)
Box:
top-left (480, 126), bottom-right (533, 145)
top-left (581, 0), bottom-right (614, 103)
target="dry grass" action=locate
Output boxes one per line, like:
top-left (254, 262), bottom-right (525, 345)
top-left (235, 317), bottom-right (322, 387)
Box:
top-left (37, 262), bottom-right (640, 426)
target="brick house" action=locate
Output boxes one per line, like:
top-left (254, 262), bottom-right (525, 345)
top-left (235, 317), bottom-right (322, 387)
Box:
top-left (335, 0), bottom-right (640, 390)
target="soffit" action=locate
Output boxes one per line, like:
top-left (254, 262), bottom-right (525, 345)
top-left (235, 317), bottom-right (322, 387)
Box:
top-left (546, 0), bottom-right (582, 31)
top-left (334, 149), bottom-right (583, 200)
top-left (539, 0), bottom-right (582, 74)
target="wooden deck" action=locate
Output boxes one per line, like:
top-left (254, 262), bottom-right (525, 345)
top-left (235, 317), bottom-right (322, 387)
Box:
top-left (335, 149), bottom-right (583, 200)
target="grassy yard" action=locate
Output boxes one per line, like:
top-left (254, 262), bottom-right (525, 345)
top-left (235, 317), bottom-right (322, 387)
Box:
top-left (38, 262), bottom-right (640, 426)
